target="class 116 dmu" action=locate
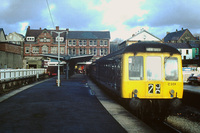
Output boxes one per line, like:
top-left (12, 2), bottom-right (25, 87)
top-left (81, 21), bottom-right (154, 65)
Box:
top-left (89, 42), bottom-right (183, 118)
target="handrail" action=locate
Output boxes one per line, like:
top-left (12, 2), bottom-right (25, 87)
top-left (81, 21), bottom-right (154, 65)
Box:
top-left (0, 69), bottom-right (46, 82)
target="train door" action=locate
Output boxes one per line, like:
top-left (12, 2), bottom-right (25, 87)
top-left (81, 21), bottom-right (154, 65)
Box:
top-left (145, 56), bottom-right (163, 97)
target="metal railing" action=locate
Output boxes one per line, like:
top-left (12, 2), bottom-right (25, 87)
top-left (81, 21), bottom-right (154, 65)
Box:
top-left (0, 69), bottom-right (46, 82)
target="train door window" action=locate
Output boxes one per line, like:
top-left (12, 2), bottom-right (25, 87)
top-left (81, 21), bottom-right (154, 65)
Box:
top-left (165, 57), bottom-right (178, 81)
top-left (146, 56), bottom-right (162, 80)
top-left (129, 56), bottom-right (143, 80)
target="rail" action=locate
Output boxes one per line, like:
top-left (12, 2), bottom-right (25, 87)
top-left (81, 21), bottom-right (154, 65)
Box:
top-left (0, 69), bottom-right (46, 82)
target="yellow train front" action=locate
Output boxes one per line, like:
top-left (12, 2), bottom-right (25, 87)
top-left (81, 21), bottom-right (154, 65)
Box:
top-left (91, 42), bottom-right (183, 118)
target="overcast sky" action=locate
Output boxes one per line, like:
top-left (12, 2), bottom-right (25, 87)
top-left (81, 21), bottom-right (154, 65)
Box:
top-left (1, 0), bottom-right (200, 41)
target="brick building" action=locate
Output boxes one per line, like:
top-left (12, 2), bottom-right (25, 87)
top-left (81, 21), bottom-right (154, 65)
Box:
top-left (24, 26), bottom-right (110, 68)
top-left (0, 28), bottom-right (23, 69)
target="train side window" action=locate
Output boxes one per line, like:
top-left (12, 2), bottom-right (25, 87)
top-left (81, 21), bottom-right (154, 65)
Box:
top-left (165, 57), bottom-right (178, 81)
top-left (129, 56), bottom-right (143, 80)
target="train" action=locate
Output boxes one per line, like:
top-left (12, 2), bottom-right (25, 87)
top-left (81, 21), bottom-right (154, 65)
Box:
top-left (89, 41), bottom-right (183, 118)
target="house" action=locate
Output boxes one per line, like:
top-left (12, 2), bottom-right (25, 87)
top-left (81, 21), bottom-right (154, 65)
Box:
top-left (118, 29), bottom-right (162, 50)
top-left (0, 28), bottom-right (6, 42)
top-left (24, 26), bottom-right (110, 69)
top-left (164, 28), bottom-right (196, 43)
top-left (0, 28), bottom-right (23, 69)
top-left (166, 43), bottom-right (192, 60)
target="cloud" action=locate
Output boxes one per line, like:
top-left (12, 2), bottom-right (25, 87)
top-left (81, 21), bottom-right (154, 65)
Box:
top-left (126, 0), bottom-right (200, 29)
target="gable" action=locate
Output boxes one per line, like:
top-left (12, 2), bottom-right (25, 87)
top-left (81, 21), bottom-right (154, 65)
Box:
top-left (164, 29), bottom-right (195, 43)
top-left (128, 30), bottom-right (161, 42)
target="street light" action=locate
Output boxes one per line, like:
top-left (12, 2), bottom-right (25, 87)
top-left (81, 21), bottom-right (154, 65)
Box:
top-left (51, 31), bottom-right (66, 87)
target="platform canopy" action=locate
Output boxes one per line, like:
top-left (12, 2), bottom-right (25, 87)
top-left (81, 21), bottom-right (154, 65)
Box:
top-left (41, 54), bottom-right (93, 63)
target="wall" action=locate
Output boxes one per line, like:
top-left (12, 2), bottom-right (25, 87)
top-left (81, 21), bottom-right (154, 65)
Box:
top-left (0, 51), bottom-right (23, 68)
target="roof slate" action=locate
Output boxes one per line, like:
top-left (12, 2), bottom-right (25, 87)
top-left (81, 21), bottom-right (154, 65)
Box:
top-left (66, 31), bottom-right (110, 39)
top-left (166, 43), bottom-right (192, 49)
top-left (26, 28), bottom-right (110, 40)
top-left (164, 29), bottom-right (187, 42)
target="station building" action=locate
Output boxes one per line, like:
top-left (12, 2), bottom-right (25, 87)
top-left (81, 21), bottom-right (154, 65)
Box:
top-left (24, 26), bottom-right (110, 70)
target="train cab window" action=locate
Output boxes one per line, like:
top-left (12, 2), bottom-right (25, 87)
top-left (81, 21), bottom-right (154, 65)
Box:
top-left (129, 56), bottom-right (143, 80)
top-left (146, 56), bottom-right (162, 80)
top-left (165, 57), bottom-right (178, 81)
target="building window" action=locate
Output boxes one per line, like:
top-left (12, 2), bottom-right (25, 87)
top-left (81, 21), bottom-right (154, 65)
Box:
top-left (42, 45), bottom-right (48, 54)
top-left (83, 40), bottom-right (87, 46)
top-left (83, 48), bottom-right (86, 54)
top-left (73, 40), bottom-right (76, 46)
top-left (94, 40), bottom-right (97, 46)
top-left (26, 37), bottom-right (35, 41)
top-left (40, 38), bottom-right (44, 42)
top-left (186, 50), bottom-right (189, 55)
top-left (60, 47), bottom-right (65, 54)
top-left (25, 47), bottom-right (30, 53)
top-left (94, 48), bottom-right (97, 55)
top-left (100, 48), bottom-right (104, 56)
top-left (89, 48), bottom-right (97, 55)
top-left (100, 48), bottom-right (108, 56)
top-left (100, 40), bottom-right (108, 46)
top-left (72, 48), bottom-right (76, 55)
top-left (68, 48), bottom-right (71, 55)
top-left (32, 47), bottom-right (39, 53)
top-left (89, 40), bottom-right (93, 46)
top-left (195, 48), bottom-right (198, 54)
top-left (104, 40), bottom-right (108, 46)
top-left (79, 40), bottom-right (83, 46)
top-left (100, 40), bottom-right (103, 46)
top-left (51, 47), bottom-right (57, 54)
top-left (68, 40), bottom-right (72, 46)
top-left (79, 48), bottom-right (83, 55)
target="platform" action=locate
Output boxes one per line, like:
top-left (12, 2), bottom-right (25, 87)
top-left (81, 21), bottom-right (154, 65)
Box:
top-left (0, 74), bottom-right (155, 133)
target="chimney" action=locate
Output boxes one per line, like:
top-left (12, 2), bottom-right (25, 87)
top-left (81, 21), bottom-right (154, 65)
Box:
top-left (166, 32), bottom-right (170, 35)
top-left (182, 28), bottom-right (184, 31)
top-left (28, 26), bottom-right (30, 30)
top-left (56, 26), bottom-right (59, 30)
top-left (132, 34), bottom-right (135, 37)
top-left (176, 29), bottom-right (178, 32)
top-left (40, 27), bottom-right (42, 30)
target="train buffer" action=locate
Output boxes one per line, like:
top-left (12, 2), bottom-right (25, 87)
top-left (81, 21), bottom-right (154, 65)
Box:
top-left (0, 74), bottom-right (155, 133)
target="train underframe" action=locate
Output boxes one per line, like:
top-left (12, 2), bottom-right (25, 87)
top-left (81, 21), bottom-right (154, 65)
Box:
top-left (128, 97), bottom-right (182, 120)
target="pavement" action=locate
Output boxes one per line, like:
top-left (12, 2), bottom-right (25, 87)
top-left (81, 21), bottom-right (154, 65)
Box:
top-left (0, 74), bottom-right (155, 133)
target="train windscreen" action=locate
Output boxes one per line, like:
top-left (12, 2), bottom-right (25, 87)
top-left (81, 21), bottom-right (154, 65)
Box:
top-left (146, 56), bottom-right (162, 80)
top-left (165, 57), bottom-right (178, 81)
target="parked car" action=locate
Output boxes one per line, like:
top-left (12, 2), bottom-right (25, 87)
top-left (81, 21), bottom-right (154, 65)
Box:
top-left (187, 73), bottom-right (200, 85)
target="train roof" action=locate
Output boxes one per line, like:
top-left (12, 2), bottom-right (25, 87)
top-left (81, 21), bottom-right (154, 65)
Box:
top-left (96, 41), bottom-right (180, 62)
top-left (124, 42), bottom-right (181, 54)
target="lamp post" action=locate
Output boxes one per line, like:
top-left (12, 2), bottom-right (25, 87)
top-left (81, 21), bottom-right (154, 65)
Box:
top-left (51, 31), bottom-right (66, 87)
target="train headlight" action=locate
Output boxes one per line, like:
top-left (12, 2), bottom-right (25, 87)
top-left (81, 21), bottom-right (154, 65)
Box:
top-left (132, 89), bottom-right (138, 97)
top-left (170, 89), bottom-right (175, 97)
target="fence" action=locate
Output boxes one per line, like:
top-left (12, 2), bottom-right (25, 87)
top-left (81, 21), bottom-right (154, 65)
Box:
top-left (0, 69), bottom-right (46, 82)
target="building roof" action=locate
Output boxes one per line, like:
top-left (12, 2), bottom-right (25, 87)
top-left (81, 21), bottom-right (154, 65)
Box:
top-left (164, 29), bottom-right (187, 42)
top-left (25, 27), bottom-right (110, 40)
top-left (25, 29), bottom-right (66, 38)
top-left (127, 29), bottom-right (161, 41)
top-left (66, 31), bottom-right (110, 39)
top-left (166, 43), bottom-right (192, 49)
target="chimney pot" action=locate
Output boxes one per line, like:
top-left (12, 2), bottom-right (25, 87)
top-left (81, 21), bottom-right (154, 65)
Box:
top-left (56, 26), bottom-right (59, 30)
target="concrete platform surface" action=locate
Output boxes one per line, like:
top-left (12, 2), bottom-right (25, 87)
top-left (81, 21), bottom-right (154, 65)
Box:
top-left (0, 74), bottom-right (154, 133)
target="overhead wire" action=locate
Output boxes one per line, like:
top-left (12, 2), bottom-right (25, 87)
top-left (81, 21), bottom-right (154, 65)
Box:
top-left (46, 0), bottom-right (55, 28)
